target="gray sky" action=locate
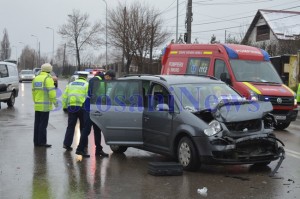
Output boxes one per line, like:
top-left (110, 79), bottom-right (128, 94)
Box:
top-left (1, 0), bottom-right (299, 62)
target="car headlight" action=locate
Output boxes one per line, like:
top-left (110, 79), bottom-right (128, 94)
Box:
top-left (294, 98), bottom-right (297, 106)
top-left (204, 120), bottom-right (222, 136)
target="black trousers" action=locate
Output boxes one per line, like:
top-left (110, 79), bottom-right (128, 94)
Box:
top-left (63, 106), bottom-right (84, 147)
top-left (34, 111), bottom-right (50, 145)
top-left (76, 110), bottom-right (102, 153)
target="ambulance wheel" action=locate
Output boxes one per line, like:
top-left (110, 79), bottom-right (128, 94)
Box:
top-left (110, 145), bottom-right (127, 153)
top-left (7, 92), bottom-right (15, 107)
top-left (177, 137), bottom-right (199, 171)
top-left (274, 122), bottom-right (290, 130)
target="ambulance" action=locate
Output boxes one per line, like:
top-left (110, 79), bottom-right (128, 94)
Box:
top-left (161, 43), bottom-right (298, 130)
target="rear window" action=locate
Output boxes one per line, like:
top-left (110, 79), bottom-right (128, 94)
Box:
top-left (186, 58), bottom-right (210, 75)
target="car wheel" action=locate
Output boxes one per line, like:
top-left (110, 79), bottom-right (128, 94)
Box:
top-left (7, 92), bottom-right (15, 107)
top-left (177, 137), bottom-right (199, 171)
top-left (274, 122), bottom-right (290, 130)
top-left (110, 145), bottom-right (128, 153)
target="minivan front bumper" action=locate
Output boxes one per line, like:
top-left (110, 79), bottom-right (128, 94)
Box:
top-left (195, 134), bottom-right (282, 165)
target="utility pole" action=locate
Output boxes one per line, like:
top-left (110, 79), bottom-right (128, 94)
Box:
top-left (225, 30), bottom-right (227, 43)
top-left (176, 0), bottom-right (179, 42)
top-left (63, 43), bottom-right (66, 75)
top-left (38, 42), bottom-right (40, 67)
top-left (186, 0), bottom-right (193, 44)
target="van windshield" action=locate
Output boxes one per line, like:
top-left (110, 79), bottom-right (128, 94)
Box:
top-left (230, 60), bottom-right (282, 83)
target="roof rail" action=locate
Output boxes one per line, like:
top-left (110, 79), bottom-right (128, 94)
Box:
top-left (170, 74), bottom-right (218, 80)
top-left (122, 74), bottom-right (152, 77)
top-left (122, 74), bottom-right (167, 81)
top-left (153, 75), bottom-right (166, 81)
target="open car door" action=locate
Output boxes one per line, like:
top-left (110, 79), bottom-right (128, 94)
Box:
top-left (90, 79), bottom-right (144, 146)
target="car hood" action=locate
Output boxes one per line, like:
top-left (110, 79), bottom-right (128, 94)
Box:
top-left (213, 100), bottom-right (273, 123)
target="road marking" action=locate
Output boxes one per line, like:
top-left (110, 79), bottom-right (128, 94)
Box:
top-left (285, 149), bottom-right (300, 159)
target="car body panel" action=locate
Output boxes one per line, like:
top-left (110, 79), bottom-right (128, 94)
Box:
top-left (90, 80), bottom-right (144, 146)
top-left (0, 61), bottom-right (19, 103)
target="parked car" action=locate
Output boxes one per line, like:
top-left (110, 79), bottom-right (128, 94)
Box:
top-left (32, 67), bottom-right (41, 75)
top-left (19, 70), bottom-right (35, 82)
top-left (0, 61), bottom-right (19, 107)
top-left (89, 75), bottom-right (285, 172)
top-left (68, 71), bottom-right (94, 83)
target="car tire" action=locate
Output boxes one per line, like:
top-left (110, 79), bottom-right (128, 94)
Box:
top-left (7, 92), bottom-right (15, 107)
top-left (274, 122), bottom-right (290, 130)
top-left (177, 137), bottom-right (199, 171)
top-left (110, 145), bottom-right (128, 153)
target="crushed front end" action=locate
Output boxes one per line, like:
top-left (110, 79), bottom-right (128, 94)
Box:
top-left (195, 101), bottom-right (285, 171)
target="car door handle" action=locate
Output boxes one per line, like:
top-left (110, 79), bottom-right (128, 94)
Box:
top-left (92, 111), bottom-right (102, 116)
top-left (144, 116), bottom-right (149, 122)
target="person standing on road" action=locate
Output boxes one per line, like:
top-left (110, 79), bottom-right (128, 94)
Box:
top-left (62, 72), bottom-right (89, 151)
top-left (32, 63), bottom-right (57, 147)
top-left (75, 70), bottom-right (116, 158)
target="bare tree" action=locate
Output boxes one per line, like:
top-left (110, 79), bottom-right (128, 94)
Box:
top-left (143, 6), bottom-right (170, 73)
top-left (226, 33), bottom-right (240, 44)
top-left (107, 1), bottom-right (170, 74)
top-left (19, 46), bottom-right (36, 70)
top-left (0, 29), bottom-right (11, 61)
top-left (58, 9), bottom-right (103, 71)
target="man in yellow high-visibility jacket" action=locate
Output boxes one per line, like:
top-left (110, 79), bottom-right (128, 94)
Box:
top-left (32, 63), bottom-right (57, 147)
top-left (62, 71), bottom-right (89, 151)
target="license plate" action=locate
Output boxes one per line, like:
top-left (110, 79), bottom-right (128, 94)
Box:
top-left (275, 115), bottom-right (286, 120)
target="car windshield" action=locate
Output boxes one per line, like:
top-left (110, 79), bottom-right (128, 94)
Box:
top-left (230, 60), bottom-right (282, 83)
top-left (21, 70), bottom-right (33, 74)
top-left (172, 83), bottom-right (243, 111)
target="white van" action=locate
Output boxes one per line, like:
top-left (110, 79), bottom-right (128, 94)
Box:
top-left (0, 61), bottom-right (19, 107)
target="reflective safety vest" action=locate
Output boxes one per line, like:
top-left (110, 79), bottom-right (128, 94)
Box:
top-left (32, 71), bottom-right (57, 112)
top-left (297, 83), bottom-right (300, 103)
top-left (62, 77), bottom-right (89, 108)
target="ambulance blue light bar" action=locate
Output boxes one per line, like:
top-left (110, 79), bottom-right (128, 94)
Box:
top-left (223, 44), bottom-right (270, 61)
top-left (223, 45), bottom-right (238, 59)
top-left (260, 49), bottom-right (270, 61)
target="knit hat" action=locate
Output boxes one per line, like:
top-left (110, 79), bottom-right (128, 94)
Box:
top-left (41, 63), bottom-right (53, 72)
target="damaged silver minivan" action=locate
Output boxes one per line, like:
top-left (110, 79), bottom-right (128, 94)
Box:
top-left (90, 75), bottom-right (285, 173)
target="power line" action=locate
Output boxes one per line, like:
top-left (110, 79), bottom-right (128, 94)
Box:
top-left (193, 13), bottom-right (300, 33)
top-left (192, 0), bottom-right (300, 21)
top-left (159, 0), bottom-right (186, 15)
top-left (194, 0), bottom-right (274, 6)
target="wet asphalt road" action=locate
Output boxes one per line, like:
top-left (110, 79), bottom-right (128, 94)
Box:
top-left (0, 79), bottom-right (300, 199)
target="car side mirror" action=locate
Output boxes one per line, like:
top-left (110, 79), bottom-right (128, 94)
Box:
top-left (155, 103), bottom-right (170, 111)
top-left (220, 72), bottom-right (231, 85)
